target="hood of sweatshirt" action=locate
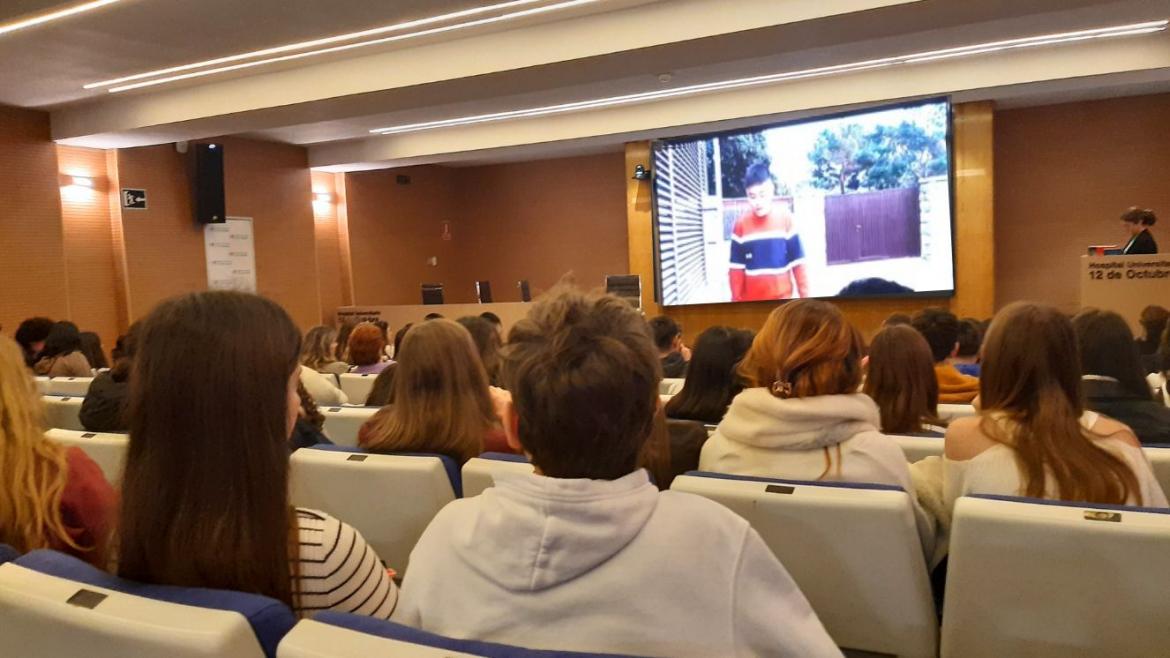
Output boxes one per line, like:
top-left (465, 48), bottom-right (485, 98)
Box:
top-left (716, 388), bottom-right (881, 450)
top-left (449, 469), bottom-right (659, 593)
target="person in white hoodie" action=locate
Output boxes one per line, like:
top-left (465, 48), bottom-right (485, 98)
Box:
top-left (700, 300), bottom-right (933, 552)
top-left (394, 286), bottom-right (841, 658)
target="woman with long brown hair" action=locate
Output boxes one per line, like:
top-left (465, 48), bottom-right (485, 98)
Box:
top-left (300, 325), bottom-right (349, 375)
top-left (944, 302), bottom-right (1166, 508)
top-left (0, 335), bottom-right (114, 565)
top-left (864, 325), bottom-right (946, 436)
top-left (118, 291), bottom-right (397, 618)
top-left (359, 319), bottom-right (503, 461)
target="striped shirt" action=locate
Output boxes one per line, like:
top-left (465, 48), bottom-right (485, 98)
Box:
top-left (293, 508), bottom-right (398, 619)
top-left (728, 207), bottom-right (809, 301)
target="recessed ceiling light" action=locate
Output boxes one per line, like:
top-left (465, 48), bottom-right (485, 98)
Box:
top-left (87, 0), bottom-right (601, 92)
top-left (368, 20), bottom-right (1168, 136)
top-left (0, 0), bottom-right (122, 37)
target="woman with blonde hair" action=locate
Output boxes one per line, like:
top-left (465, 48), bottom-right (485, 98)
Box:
top-left (359, 319), bottom-right (504, 462)
top-left (944, 303), bottom-right (1166, 509)
top-left (0, 336), bottom-right (115, 565)
top-left (301, 325), bottom-right (349, 375)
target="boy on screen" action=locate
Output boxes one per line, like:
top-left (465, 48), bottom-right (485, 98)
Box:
top-left (729, 163), bottom-right (809, 301)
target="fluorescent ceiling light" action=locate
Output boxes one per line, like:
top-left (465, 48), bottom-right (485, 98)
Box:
top-left (0, 0), bottom-right (121, 37)
top-left (88, 0), bottom-right (601, 93)
top-left (369, 19), bottom-right (1168, 136)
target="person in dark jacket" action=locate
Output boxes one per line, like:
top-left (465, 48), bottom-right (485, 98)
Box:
top-left (80, 324), bottom-right (139, 433)
top-left (1073, 309), bottom-right (1170, 445)
top-left (1120, 207), bottom-right (1158, 255)
top-left (648, 316), bottom-right (690, 379)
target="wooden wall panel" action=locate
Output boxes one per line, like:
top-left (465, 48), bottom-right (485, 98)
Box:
top-left (626, 101), bottom-right (996, 342)
top-left (311, 170), bottom-right (346, 325)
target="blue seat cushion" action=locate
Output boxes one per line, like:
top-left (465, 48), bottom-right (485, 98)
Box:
top-left (682, 470), bottom-right (904, 492)
top-left (0, 544), bottom-right (19, 565)
top-left (307, 444), bottom-right (462, 497)
top-left (312, 611), bottom-right (644, 657)
top-left (480, 451), bottom-right (530, 463)
top-left (968, 493), bottom-right (1170, 515)
top-left (14, 549), bottom-right (296, 658)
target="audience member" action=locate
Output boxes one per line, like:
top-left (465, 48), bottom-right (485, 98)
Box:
top-left (664, 326), bottom-right (753, 424)
top-left (952, 319), bottom-right (982, 377)
top-left (359, 319), bottom-right (504, 461)
top-left (456, 315), bottom-right (502, 386)
top-left (424, 312), bottom-right (444, 321)
top-left (863, 325), bottom-right (945, 436)
top-left (942, 303), bottom-right (1166, 518)
top-left (1137, 304), bottom-right (1169, 357)
top-left (301, 325), bottom-right (349, 375)
top-left (78, 331), bottom-right (109, 371)
top-left (346, 322), bottom-right (391, 375)
top-left (14, 317), bottom-right (53, 367)
top-left (80, 323), bottom-right (139, 433)
top-left (882, 312), bottom-right (912, 327)
top-left (299, 364), bottom-right (348, 406)
top-left (393, 323), bottom-right (412, 361)
top-left (365, 362), bottom-right (398, 407)
top-left (335, 322), bottom-right (355, 362)
top-left (912, 307), bottom-right (979, 403)
top-left (33, 321), bottom-right (92, 377)
top-left (117, 291), bottom-right (397, 618)
top-left (1073, 309), bottom-right (1170, 444)
top-left (394, 287), bottom-right (838, 656)
top-left (480, 311), bottom-right (504, 339)
top-left (375, 320), bottom-right (394, 361)
top-left (648, 315), bottom-right (690, 378)
top-left (0, 336), bottom-right (115, 567)
top-left (838, 277), bottom-right (913, 296)
top-left (290, 382), bottom-right (332, 451)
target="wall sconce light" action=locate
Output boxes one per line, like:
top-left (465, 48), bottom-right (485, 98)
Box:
top-left (70, 175), bottom-right (94, 188)
top-left (632, 164), bottom-right (651, 181)
top-left (313, 192), bottom-right (334, 204)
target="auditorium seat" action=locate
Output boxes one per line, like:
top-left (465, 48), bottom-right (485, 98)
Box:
top-left (659, 378), bottom-right (685, 396)
top-left (319, 405), bottom-right (378, 448)
top-left (0, 549), bottom-right (296, 658)
top-left (0, 545), bottom-right (17, 565)
top-left (891, 434), bottom-right (944, 463)
top-left (1145, 445), bottom-right (1170, 498)
top-left (937, 404), bottom-right (976, 421)
top-left (46, 376), bottom-right (94, 397)
top-left (44, 429), bottom-right (128, 484)
top-left (41, 396), bottom-right (84, 431)
top-left (671, 472), bottom-right (935, 657)
top-left (278, 612), bottom-right (645, 658)
top-left (942, 495), bottom-right (1170, 657)
top-left (337, 373), bottom-right (377, 406)
top-left (33, 376), bottom-right (51, 395)
top-left (462, 452), bottom-right (536, 497)
top-left (289, 446), bottom-right (459, 572)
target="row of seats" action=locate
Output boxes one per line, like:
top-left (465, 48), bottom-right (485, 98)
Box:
top-left (35, 376), bottom-right (94, 397)
top-left (0, 550), bottom-right (639, 658)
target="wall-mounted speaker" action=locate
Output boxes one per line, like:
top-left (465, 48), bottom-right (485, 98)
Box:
top-left (518, 280), bottom-right (532, 302)
top-left (192, 143), bottom-right (226, 224)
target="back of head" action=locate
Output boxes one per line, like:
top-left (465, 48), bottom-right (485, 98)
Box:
top-left (40, 321), bottom-right (82, 359)
top-left (981, 302), bottom-right (1139, 504)
top-left (300, 325), bottom-right (338, 370)
top-left (955, 319), bottom-right (983, 359)
top-left (456, 316), bottom-right (503, 383)
top-left (0, 336), bottom-right (78, 555)
top-left (14, 317), bottom-right (53, 355)
top-left (1072, 309), bottom-right (1152, 399)
top-left (78, 332), bottom-right (108, 370)
top-left (363, 319), bottom-right (493, 463)
top-left (1139, 305), bottom-right (1169, 343)
top-left (647, 315), bottom-right (681, 353)
top-left (1121, 206), bottom-right (1157, 227)
top-left (393, 323), bottom-right (413, 360)
top-left (740, 300), bottom-right (864, 398)
top-left (882, 313), bottom-right (912, 328)
top-left (503, 286), bottom-right (660, 479)
top-left (119, 290), bottom-right (301, 605)
top-left (347, 322), bottom-right (385, 366)
top-left (911, 307), bottom-right (959, 363)
top-left (365, 362), bottom-right (398, 408)
top-left (335, 322), bottom-right (355, 361)
top-left (479, 311), bottom-right (502, 327)
top-left (110, 322), bottom-right (141, 383)
top-left (863, 325), bottom-right (939, 434)
top-left (665, 326), bottom-right (753, 424)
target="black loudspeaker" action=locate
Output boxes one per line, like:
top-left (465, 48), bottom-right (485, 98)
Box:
top-left (475, 281), bottom-right (493, 304)
top-left (518, 280), bottom-right (532, 302)
top-left (192, 143), bottom-right (226, 224)
top-left (421, 283), bottom-right (445, 305)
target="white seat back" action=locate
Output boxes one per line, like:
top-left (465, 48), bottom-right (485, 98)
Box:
top-left (289, 449), bottom-right (456, 571)
top-left (34, 377), bottom-right (51, 395)
top-left (337, 373), bottom-right (377, 406)
top-left (942, 495), bottom-right (1170, 657)
top-left (44, 429), bottom-right (128, 485)
top-left (279, 619), bottom-right (479, 658)
top-left (892, 434), bottom-right (944, 463)
top-left (41, 396), bottom-right (84, 431)
top-left (47, 377), bottom-right (94, 397)
top-left (1140, 446), bottom-right (1170, 511)
top-left (0, 563), bottom-right (265, 658)
top-left (461, 456), bottom-right (536, 497)
top-left (659, 378), bottom-right (685, 395)
top-left (671, 473), bottom-right (935, 657)
top-left (937, 404), bottom-right (976, 421)
top-left (319, 406), bottom-right (378, 448)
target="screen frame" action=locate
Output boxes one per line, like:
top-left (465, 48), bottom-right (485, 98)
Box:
top-left (649, 95), bottom-right (958, 308)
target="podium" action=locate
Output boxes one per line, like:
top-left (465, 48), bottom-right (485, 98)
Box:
top-left (1080, 254), bottom-right (1170, 333)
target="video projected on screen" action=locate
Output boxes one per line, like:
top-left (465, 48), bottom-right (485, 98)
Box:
top-left (652, 99), bottom-right (954, 307)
